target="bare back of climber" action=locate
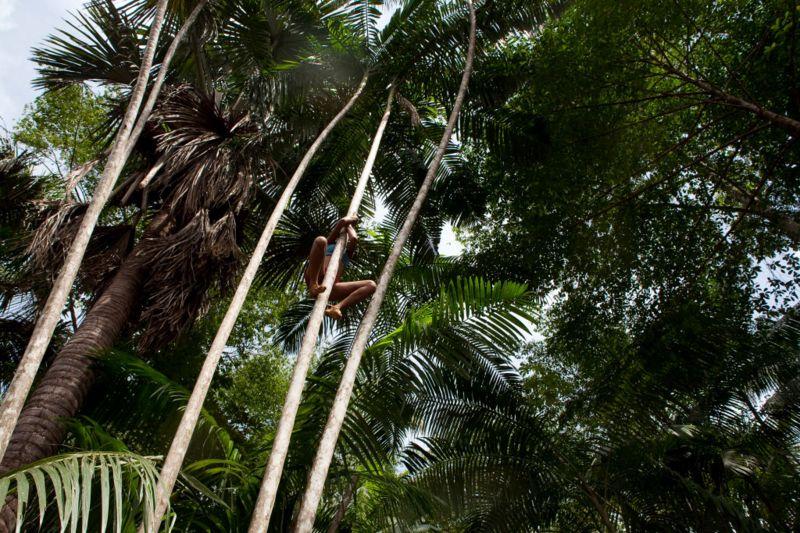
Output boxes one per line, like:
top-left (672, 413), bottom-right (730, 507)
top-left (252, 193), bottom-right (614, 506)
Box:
top-left (304, 217), bottom-right (377, 320)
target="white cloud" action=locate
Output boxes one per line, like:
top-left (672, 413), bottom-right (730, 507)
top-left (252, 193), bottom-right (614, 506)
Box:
top-left (0, 0), bottom-right (85, 126)
top-left (0, 0), bottom-right (17, 31)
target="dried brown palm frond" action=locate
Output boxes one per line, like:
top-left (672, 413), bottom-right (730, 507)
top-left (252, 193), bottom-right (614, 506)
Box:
top-left (396, 93), bottom-right (421, 127)
top-left (79, 224), bottom-right (136, 293)
top-left (130, 83), bottom-right (274, 351)
top-left (147, 85), bottom-right (263, 224)
top-left (26, 201), bottom-right (89, 281)
top-left (137, 209), bottom-right (241, 351)
top-left (24, 200), bottom-right (135, 291)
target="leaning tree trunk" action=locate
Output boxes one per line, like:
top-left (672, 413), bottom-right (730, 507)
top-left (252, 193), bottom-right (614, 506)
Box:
top-left (724, 186), bottom-right (800, 242)
top-left (326, 475), bottom-right (358, 533)
top-left (292, 2), bottom-right (477, 530)
top-left (247, 84), bottom-right (396, 533)
top-left (0, 0), bottom-right (174, 463)
top-left (0, 212), bottom-right (170, 533)
top-left (141, 72), bottom-right (370, 533)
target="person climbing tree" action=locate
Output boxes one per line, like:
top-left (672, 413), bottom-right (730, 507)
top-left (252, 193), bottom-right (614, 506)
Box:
top-left (305, 216), bottom-right (376, 320)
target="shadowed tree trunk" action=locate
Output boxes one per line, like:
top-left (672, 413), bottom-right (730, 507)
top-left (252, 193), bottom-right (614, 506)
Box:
top-left (0, 0), bottom-right (208, 464)
top-left (326, 475), bottom-right (358, 533)
top-left (726, 187), bottom-right (800, 242)
top-left (293, 1), bottom-right (477, 529)
top-left (0, 212), bottom-right (170, 533)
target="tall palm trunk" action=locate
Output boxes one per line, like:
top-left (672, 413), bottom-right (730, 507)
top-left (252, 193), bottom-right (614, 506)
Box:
top-left (326, 475), bottom-right (358, 533)
top-left (293, 3), bottom-right (477, 530)
top-left (0, 0), bottom-right (176, 463)
top-left (248, 85), bottom-right (396, 533)
top-left (123, 0), bottom-right (211, 163)
top-left (142, 73), bottom-right (370, 533)
top-left (0, 212), bottom-right (170, 532)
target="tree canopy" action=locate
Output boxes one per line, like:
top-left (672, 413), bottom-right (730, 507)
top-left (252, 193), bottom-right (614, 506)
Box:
top-left (0, 0), bottom-right (798, 531)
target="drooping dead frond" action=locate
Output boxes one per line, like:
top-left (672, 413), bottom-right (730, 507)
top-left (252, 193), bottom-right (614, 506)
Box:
top-left (26, 202), bottom-right (88, 281)
top-left (147, 85), bottom-right (262, 224)
top-left (24, 200), bottom-right (134, 294)
top-left (79, 224), bottom-right (136, 292)
top-left (129, 84), bottom-right (273, 351)
top-left (206, 210), bottom-right (239, 260)
top-left (396, 93), bottom-right (421, 127)
top-left (138, 210), bottom-right (242, 351)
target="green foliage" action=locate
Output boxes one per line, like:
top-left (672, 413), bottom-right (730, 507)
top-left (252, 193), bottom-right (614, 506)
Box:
top-left (3, 0), bottom-right (799, 531)
top-left (13, 84), bottom-right (109, 181)
top-left (92, 349), bottom-right (238, 456)
top-left (0, 452), bottom-right (166, 533)
top-left (465, 0), bottom-right (800, 312)
top-left (212, 349), bottom-right (291, 445)
top-left (271, 274), bottom-right (536, 529)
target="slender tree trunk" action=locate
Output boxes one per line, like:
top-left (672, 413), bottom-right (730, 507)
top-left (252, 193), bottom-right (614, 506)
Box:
top-left (659, 61), bottom-right (800, 137)
top-left (552, 449), bottom-right (616, 532)
top-left (326, 475), bottom-right (358, 533)
top-left (578, 480), bottom-right (616, 533)
top-left (760, 208), bottom-right (800, 241)
top-left (733, 198), bottom-right (800, 242)
top-left (0, 212), bottom-right (170, 532)
top-left (123, 0), bottom-right (211, 164)
top-left (292, 2), bottom-right (477, 530)
top-left (247, 85), bottom-right (396, 533)
top-left (190, 29), bottom-right (213, 96)
top-left (141, 72), bottom-right (370, 533)
top-left (657, 201), bottom-right (800, 242)
top-left (712, 185), bottom-right (800, 242)
top-left (692, 77), bottom-right (800, 137)
top-left (0, 0), bottom-right (173, 464)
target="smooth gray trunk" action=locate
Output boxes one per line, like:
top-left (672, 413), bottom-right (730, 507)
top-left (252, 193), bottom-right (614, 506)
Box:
top-left (141, 73), bottom-right (370, 533)
top-left (326, 475), bottom-right (358, 533)
top-left (247, 85), bottom-right (396, 533)
top-left (292, 2), bottom-right (478, 530)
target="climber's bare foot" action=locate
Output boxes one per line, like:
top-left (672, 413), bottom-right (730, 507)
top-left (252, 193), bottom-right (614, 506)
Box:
top-left (325, 305), bottom-right (343, 320)
top-left (309, 283), bottom-right (327, 297)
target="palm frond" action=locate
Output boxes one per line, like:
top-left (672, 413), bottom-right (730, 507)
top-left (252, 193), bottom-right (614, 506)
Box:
top-left (0, 451), bottom-right (166, 533)
top-left (32, 0), bottom-right (151, 89)
top-left (92, 349), bottom-right (238, 456)
top-left (320, 0), bottom-right (382, 48)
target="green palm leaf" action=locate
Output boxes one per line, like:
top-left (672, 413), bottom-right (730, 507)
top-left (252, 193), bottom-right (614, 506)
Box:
top-left (0, 452), bottom-right (166, 533)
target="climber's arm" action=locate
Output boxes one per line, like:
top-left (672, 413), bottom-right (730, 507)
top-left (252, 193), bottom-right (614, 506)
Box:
top-left (327, 216), bottom-right (358, 243)
top-left (346, 224), bottom-right (358, 256)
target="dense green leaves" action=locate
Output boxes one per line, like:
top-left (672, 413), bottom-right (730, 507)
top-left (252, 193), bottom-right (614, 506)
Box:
top-left (13, 85), bottom-right (109, 182)
top-left (2, 0), bottom-right (799, 530)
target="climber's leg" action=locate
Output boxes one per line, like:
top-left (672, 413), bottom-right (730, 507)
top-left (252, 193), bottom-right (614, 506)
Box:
top-left (305, 236), bottom-right (329, 296)
top-left (325, 280), bottom-right (377, 320)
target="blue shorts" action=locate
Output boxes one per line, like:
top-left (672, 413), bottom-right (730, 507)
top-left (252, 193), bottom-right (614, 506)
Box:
top-left (325, 243), bottom-right (351, 267)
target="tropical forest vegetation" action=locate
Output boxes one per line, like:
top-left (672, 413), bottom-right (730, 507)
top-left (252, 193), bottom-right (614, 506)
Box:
top-left (0, 0), bottom-right (798, 531)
